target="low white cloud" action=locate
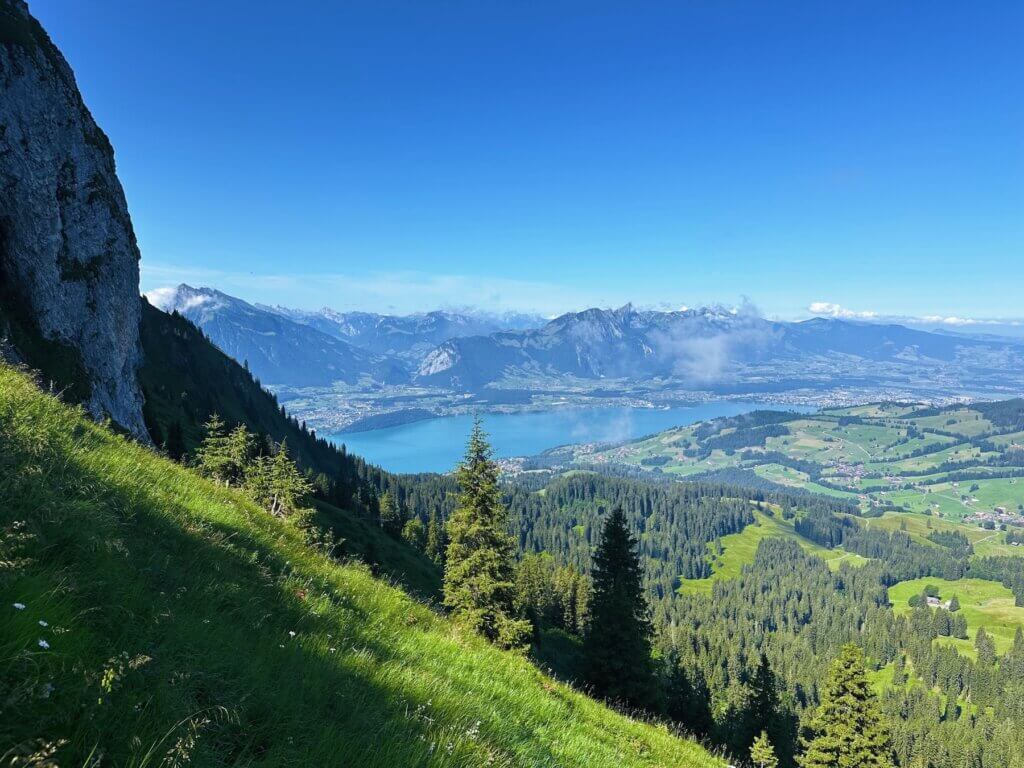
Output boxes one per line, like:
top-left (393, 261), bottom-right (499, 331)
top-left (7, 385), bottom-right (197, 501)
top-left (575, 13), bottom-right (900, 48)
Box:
top-left (808, 302), bottom-right (1024, 332)
top-left (920, 315), bottom-right (991, 327)
top-left (143, 286), bottom-right (178, 310)
top-left (808, 302), bottom-right (878, 320)
top-left (144, 285), bottom-right (215, 312)
top-left (650, 299), bottom-right (781, 384)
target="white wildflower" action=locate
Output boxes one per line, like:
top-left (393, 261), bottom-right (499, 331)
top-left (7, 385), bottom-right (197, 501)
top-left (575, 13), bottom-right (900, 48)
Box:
top-left (39, 619), bottom-right (48, 627)
top-left (38, 639), bottom-right (50, 650)
top-left (13, 602), bottom-right (25, 610)
top-left (288, 630), bottom-right (296, 637)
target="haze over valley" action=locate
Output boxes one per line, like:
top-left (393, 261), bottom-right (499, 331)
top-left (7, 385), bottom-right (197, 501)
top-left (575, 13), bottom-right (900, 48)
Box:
top-left (150, 284), bottom-right (1024, 447)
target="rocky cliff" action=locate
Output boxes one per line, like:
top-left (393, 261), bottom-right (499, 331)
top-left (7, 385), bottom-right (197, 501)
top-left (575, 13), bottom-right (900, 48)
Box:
top-left (0, 0), bottom-right (147, 436)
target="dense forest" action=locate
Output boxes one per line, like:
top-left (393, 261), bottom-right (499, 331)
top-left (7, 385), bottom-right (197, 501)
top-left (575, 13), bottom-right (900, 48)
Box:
top-left (363, 467), bottom-right (1024, 767)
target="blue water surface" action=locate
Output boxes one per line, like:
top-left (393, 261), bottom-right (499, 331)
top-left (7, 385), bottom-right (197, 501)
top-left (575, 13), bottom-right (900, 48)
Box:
top-left (326, 402), bottom-right (812, 474)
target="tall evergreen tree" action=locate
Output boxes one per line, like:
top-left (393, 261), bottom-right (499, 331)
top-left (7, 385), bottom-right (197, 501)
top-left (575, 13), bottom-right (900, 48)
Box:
top-left (443, 418), bottom-right (531, 649)
top-left (379, 490), bottom-right (405, 537)
top-left (800, 644), bottom-right (895, 768)
top-left (195, 413), bottom-right (232, 483)
top-left (751, 731), bottom-right (779, 768)
top-left (426, 507), bottom-right (447, 567)
top-left (402, 517), bottom-right (427, 551)
top-left (743, 652), bottom-right (796, 765)
top-left (583, 506), bottom-right (655, 707)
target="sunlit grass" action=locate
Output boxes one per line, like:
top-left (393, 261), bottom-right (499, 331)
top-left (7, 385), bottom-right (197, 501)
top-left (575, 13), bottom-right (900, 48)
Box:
top-left (0, 365), bottom-right (723, 767)
top-left (888, 577), bottom-right (1024, 657)
top-left (677, 510), bottom-right (867, 596)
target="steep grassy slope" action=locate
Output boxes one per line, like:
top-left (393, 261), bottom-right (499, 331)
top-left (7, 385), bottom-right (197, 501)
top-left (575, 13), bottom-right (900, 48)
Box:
top-left (312, 498), bottom-right (442, 601)
top-left (0, 365), bottom-right (723, 768)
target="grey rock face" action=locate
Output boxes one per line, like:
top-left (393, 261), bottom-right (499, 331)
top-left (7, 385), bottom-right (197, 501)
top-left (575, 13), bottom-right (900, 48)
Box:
top-left (0, 0), bottom-right (147, 436)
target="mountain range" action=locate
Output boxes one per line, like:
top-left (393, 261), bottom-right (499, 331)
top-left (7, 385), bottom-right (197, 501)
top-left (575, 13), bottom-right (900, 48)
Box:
top-left (264, 302), bottom-right (542, 362)
top-left (151, 286), bottom-right (1024, 397)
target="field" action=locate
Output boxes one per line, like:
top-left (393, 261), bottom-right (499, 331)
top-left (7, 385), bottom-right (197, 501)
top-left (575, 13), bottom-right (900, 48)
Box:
top-left (861, 511), bottom-right (1024, 558)
top-left (677, 510), bottom-right (867, 595)
top-left (556, 401), bottom-right (1024, 553)
top-left (889, 577), bottom-right (1024, 657)
top-left (0, 365), bottom-right (724, 768)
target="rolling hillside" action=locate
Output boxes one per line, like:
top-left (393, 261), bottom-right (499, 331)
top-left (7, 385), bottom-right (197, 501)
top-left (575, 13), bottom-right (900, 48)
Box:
top-left (0, 364), bottom-right (723, 768)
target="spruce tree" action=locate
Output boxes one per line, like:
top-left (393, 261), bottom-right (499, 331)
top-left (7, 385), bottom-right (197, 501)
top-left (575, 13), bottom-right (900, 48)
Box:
top-left (800, 644), bottom-right (895, 768)
top-left (744, 652), bottom-right (795, 764)
top-left (443, 418), bottom-right (531, 649)
top-left (751, 731), bottom-right (779, 768)
top-left (195, 415), bottom-right (254, 487)
top-left (402, 517), bottom-right (427, 551)
top-left (244, 439), bottom-right (312, 517)
top-left (583, 506), bottom-right (655, 708)
top-left (426, 508), bottom-right (447, 567)
top-left (195, 413), bottom-right (232, 483)
top-left (379, 490), bottom-right (405, 537)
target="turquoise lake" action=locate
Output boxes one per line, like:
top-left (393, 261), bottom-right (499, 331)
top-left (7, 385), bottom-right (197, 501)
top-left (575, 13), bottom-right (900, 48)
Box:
top-left (326, 402), bottom-right (809, 474)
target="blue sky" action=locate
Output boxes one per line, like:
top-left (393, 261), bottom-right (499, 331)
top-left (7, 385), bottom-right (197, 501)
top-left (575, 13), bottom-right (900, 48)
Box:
top-left (35, 1), bottom-right (1023, 319)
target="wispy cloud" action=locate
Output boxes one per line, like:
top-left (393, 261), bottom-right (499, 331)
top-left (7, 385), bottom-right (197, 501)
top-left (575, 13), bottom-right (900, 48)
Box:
top-left (808, 302), bottom-right (1024, 329)
top-left (140, 261), bottom-right (596, 316)
top-left (649, 299), bottom-right (781, 384)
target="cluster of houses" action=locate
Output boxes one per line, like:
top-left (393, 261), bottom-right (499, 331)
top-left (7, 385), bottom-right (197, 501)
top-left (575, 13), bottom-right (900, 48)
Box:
top-left (965, 506), bottom-right (1024, 529)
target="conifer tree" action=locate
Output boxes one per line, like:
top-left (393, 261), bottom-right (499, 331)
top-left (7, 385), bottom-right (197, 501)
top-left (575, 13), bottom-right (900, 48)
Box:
top-left (379, 490), bottom-right (405, 537)
top-left (976, 627), bottom-right (996, 666)
top-left (443, 418), bottom-right (531, 649)
top-left (195, 415), bottom-right (254, 486)
top-left (800, 643), bottom-right (895, 768)
top-left (583, 506), bottom-right (655, 707)
top-left (426, 508), bottom-right (447, 567)
top-left (751, 731), bottom-right (779, 768)
top-left (743, 652), bottom-right (795, 764)
top-left (402, 517), bottom-right (427, 551)
top-left (244, 439), bottom-right (312, 517)
top-left (195, 413), bottom-right (232, 483)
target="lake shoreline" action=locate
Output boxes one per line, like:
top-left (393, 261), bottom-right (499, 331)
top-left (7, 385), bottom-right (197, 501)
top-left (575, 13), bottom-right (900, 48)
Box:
top-left (326, 401), bottom-right (815, 474)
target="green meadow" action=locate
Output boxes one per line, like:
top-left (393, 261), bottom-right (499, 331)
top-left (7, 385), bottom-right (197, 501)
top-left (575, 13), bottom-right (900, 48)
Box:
top-left (889, 577), bottom-right (1024, 658)
top-left (677, 510), bottom-right (867, 596)
top-left (0, 365), bottom-right (723, 768)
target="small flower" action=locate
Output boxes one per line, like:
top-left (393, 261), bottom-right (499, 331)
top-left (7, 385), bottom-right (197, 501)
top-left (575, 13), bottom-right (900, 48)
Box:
top-left (38, 639), bottom-right (50, 650)
top-left (39, 620), bottom-right (48, 627)
top-left (329, 647), bottom-right (337, 653)
top-left (288, 630), bottom-right (296, 638)
top-left (13, 602), bottom-right (25, 610)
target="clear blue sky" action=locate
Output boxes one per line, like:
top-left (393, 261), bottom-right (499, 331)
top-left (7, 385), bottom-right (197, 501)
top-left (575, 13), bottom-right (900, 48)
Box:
top-left (34, 1), bottom-right (1023, 319)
